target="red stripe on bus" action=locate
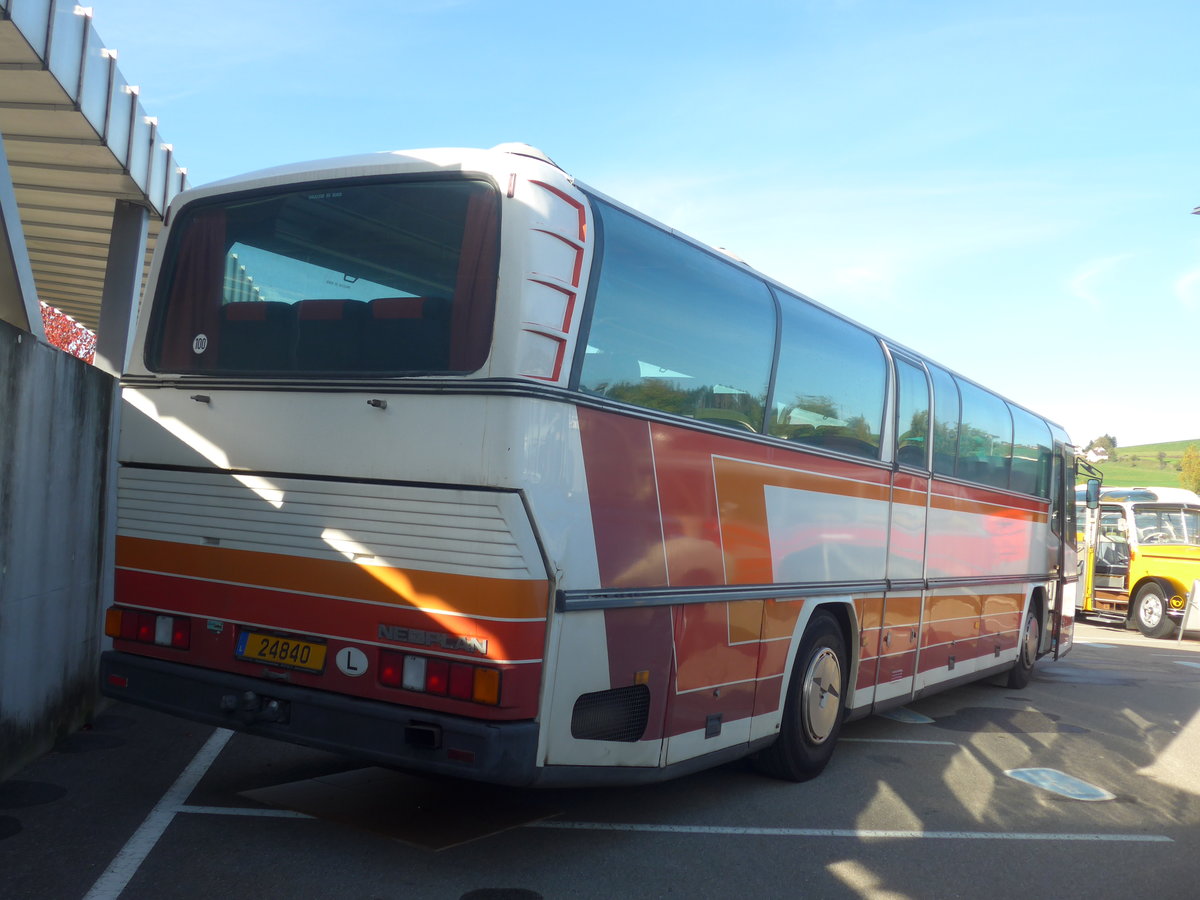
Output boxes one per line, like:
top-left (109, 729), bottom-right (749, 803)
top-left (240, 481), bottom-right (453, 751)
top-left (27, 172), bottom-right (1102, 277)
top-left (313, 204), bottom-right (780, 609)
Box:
top-left (114, 569), bottom-right (547, 663)
top-left (931, 478), bottom-right (1051, 516)
top-left (602, 606), bottom-right (675, 740)
top-left (578, 408), bottom-right (668, 587)
top-left (666, 680), bottom-right (757, 738)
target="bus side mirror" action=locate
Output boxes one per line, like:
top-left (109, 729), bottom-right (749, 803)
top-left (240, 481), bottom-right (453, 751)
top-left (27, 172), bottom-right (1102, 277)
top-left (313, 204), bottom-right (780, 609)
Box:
top-left (1085, 478), bottom-right (1101, 509)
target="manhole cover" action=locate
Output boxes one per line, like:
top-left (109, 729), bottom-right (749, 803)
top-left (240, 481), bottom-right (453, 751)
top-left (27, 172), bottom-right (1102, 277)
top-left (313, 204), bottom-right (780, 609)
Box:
top-left (1006, 768), bottom-right (1115, 801)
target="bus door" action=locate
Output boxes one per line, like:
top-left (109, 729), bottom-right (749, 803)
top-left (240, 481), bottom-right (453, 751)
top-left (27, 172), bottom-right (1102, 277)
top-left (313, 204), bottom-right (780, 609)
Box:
top-left (874, 354), bottom-right (933, 707)
top-left (1093, 507), bottom-right (1131, 596)
top-left (1048, 442), bottom-right (1077, 657)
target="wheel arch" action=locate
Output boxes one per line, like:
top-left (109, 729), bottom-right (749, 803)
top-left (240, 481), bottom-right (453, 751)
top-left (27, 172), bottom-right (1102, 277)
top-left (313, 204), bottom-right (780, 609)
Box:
top-left (775, 599), bottom-right (859, 717)
top-left (753, 600), bottom-right (856, 780)
top-left (1027, 585), bottom-right (1048, 656)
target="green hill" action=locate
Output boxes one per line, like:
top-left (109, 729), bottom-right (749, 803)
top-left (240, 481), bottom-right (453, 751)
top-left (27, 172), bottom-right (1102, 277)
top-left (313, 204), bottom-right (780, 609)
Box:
top-left (1082, 438), bottom-right (1200, 488)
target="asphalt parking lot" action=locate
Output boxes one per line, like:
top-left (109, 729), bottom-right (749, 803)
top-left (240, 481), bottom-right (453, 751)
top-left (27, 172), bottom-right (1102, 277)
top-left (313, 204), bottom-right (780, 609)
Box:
top-left (4, 620), bottom-right (1200, 900)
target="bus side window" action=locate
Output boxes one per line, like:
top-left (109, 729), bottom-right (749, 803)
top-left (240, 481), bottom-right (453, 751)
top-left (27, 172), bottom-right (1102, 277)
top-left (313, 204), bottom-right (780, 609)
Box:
top-left (893, 357), bottom-right (930, 469)
top-left (1010, 404), bottom-right (1052, 497)
top-left (954, 379), bottom-right (1012, 490)
top-left (769, 293), bottom-right (886, 460)
top-left (928, 365), bottom-right (960, 477)
top-left (578, 201), bottom-right (774, 432)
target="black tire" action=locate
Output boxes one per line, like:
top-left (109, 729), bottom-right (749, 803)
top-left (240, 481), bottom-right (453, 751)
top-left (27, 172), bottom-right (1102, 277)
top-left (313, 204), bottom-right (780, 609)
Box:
top-left (1134, 581), bottom-right (1176, 639)
top-left (1006, 603), bottom-right (1041, 689)
top-left (754, 610), bottom-right (847, 782)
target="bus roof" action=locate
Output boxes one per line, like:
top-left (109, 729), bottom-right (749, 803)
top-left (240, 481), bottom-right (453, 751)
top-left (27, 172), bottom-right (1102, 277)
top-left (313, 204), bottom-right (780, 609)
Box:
top-left (166, 143), bottom-right (1069, 442)
top-left (1081, 486), bottom-right (1200, 504)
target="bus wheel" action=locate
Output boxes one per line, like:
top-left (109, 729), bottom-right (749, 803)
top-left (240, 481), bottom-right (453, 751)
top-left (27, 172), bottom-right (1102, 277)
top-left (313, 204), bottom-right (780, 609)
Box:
top-left (1006, 604), bottom-right (1040, 689)
top-left (754, 611), bottom-right (846, 782)
top-left (1134, 582), bottom-right (1176, 639)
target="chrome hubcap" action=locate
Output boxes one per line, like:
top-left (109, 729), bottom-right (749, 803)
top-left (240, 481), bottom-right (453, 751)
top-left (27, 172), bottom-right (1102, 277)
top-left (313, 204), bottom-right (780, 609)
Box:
top-left (1022, 615), bottom-right (1040, 667)
top-left (1140, 595), bottom-right (1162, 627)
top-left (802, 648), bottom-right (842, 743)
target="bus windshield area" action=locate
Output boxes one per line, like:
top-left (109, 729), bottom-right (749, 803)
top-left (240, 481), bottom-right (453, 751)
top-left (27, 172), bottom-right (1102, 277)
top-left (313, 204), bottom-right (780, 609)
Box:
top-left (147, 178), bottom-right (499, 376)
top-left (1133, 506), bottom-right (1200, 545)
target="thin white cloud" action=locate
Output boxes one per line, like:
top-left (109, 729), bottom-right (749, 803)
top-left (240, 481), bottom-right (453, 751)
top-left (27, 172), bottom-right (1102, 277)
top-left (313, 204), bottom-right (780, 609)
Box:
top-left (1067, 253), bottom-right (1133, 308)
top-left (1175, 267), bottom-right (1200, 309)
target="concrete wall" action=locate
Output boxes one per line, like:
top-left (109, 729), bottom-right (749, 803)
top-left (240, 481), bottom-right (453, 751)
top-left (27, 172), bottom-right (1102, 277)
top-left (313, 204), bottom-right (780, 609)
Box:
top-left (0, 317), bottom-right (112, 780)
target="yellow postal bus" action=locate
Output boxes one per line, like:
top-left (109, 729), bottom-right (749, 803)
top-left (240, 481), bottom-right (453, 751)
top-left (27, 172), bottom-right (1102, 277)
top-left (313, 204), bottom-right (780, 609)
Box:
top-left (1078, 486), bottom-right (1200, 637)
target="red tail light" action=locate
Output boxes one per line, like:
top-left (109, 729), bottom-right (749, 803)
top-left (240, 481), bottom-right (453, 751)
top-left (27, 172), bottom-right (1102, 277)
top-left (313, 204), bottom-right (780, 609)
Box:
top-left (425, 659), bottom-right (449, 695)
top-left (448, 664), bottom-right (473, 700)
top-left (379, 653), bottom-right (403, 687)
top-left (377, 650), bottom-right (500, 705)
top-left (170, 619), bottom-right (191, 649)
top-left (105, 607), bottom-right (191, 651)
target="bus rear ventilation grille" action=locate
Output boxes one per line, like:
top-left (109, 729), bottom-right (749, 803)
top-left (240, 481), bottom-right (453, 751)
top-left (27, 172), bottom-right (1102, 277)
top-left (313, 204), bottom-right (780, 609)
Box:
top-left (571, 684), bottom-right (650, 742)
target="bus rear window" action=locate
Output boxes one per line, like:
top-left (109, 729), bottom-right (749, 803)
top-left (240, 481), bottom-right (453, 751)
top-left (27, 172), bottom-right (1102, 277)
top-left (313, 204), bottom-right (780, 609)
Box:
top-left (147, 178), bottom-right (499, 375)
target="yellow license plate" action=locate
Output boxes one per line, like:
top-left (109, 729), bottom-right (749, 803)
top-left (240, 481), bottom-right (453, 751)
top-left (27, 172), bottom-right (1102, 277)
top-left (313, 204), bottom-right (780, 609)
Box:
top-left (236, 630), bottom-right (327, 673)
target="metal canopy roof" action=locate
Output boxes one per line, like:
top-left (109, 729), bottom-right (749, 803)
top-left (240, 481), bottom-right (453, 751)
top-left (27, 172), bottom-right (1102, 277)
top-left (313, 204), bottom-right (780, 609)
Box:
top-left (1, 0), bottom-right (188, 332)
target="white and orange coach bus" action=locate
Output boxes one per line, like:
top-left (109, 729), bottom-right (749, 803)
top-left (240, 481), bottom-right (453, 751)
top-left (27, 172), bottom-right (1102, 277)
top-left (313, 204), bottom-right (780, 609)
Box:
top-left (101, 144), bottom-right (1078, 785)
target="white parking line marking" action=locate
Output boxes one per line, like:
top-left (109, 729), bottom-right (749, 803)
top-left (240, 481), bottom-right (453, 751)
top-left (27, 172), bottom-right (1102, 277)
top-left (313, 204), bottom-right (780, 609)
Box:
top-left (84, 728), bottom-right (233, 900)
top-left (1173, 661), bottom-right (1200, 669)
top-left (529, 820), bottom-right (1170, 842)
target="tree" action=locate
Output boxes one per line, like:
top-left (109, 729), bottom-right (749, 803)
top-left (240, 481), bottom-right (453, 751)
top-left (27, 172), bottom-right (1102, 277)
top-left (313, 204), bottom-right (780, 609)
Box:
top-left (40, 302), bottom-right (96, 363)
top-left (1182, 445), bottom-right (1200, 494)
top-left (1158, 451), bottom-right (1168, 470)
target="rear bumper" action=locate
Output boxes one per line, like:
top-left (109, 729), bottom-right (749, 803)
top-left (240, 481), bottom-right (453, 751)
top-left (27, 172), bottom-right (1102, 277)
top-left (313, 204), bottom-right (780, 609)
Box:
top-left (100, 651), bottom-right (541, 786)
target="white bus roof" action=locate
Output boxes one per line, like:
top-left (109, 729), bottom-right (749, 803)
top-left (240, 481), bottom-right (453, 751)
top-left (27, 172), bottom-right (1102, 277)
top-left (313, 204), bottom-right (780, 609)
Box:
top-left (1084, 486), bottom-right (1200, 504)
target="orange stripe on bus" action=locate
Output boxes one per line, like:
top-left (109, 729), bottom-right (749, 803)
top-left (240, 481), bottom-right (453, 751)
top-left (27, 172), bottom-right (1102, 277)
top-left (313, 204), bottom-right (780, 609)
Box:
top-left (881, 594), bottom-right (922, 627)
top-left (929, 492), bottom-right (1048, 523)
top-left (712, 457), bottom-right (889, 584)
top-left (892, 487), bottom-right (928, 508)
top-left (116, 536), bottom-right (549, 620)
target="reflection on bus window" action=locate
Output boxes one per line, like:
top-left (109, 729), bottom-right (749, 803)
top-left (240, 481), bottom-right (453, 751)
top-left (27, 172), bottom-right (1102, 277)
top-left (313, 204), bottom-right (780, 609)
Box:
top-left (928, 365), bottom-right (960, 476)
top-left (578, 201), bottom-right (774, 433)
top-left (955, 379), bottom-right (1013, 490)
top-left (770, 292), bottom-right (885, 460)
top-left (894, 357), bottom-right (930, 469)
top-left (1010, 405), bottom-right (1053, 497)
top-left (1133, 506), bottom-right (1200, 545)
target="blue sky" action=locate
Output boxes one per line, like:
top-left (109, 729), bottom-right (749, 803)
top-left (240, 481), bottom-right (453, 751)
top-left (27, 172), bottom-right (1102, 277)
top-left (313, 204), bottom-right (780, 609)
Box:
top-left (90, 0), bottom-right (1199, 448)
